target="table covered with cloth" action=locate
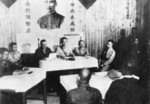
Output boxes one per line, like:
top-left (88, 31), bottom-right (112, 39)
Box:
top-left (0, 68), bottom-right (46, 92)
top-left (40, 56), bottom-right (98, 71)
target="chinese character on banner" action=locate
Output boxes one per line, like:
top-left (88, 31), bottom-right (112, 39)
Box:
top-left (70, 21), bottom-right (75, 26)
top-left (70, 27), bottom-right (75, 32)
top-left (25, 0), bottom-right (31, 34)
top-left (26, 21), bottom-right (31, 26)
top-left (70, 0), bottom-right (75, 32)
top-left (70, 9), bottom-right (75, 13)
top-left (26, 28), bottom-right (31, 33)
top-left (25, 1), bottom-right (30, 6)
top-left (25, 8), bottom-right (31, 13)
top-left (71, 15), bottom-right (74, 20)
top-left (71, 2), bottom-right (75, 6)
top-left (26, 15), bottom-right (31, 19)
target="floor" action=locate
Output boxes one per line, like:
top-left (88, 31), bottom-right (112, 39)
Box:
top-left (27, 96), bottom-right (60, 104)
top-left (27, 90), bottom-right (60, 104)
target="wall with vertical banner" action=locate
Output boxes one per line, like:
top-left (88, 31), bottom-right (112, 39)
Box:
top-left (0, 0), bottom-right (136, 58)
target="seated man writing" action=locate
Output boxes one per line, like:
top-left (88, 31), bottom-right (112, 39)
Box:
top-left (99, 40), bottom-right (116, 71)
top-left (73, 40), bottom-right (89, 56)
top-left (56, 37), bottom-right (74, 60)
top-left (67, 68), bottom-right (103, 104)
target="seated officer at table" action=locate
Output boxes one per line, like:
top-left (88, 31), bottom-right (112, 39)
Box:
top-left (99, 40), bottom-right (116, 71)
top-left (0, 48), bottom-right (23, 77)
top-left (73, 40), bottom-right (89, 56)
top-left (67, 68), bottom-right (103, 104)
top-left (35, 39), bottom-right (52, 61)
top-left (56, 37), bottom-right (74, 59)
top-left (8, 42), bottom-right (21, 65)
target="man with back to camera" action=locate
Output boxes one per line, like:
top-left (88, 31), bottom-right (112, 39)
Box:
top-left (66, 68), bottom-right (103, 104)
top-left (37, 0), bottom-right (65, 30)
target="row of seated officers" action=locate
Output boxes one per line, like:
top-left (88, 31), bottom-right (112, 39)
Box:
top-left (0, 27), bottom-right (141, 77)
top-left (0, 28), bottom-right (148, 104)
top-left (35, 37), bottom-right (89, 60)
top-left (0, 37), bottom-right (116, 104)
top-left (0, 36), bottom-right (120, 76)
top-left (35, 37), bottom-right (115, 71)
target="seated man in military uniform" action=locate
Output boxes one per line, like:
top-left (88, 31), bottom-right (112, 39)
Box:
top-left (34, 39), bottom-right (52, 66)
top-left (37, 0), bottom-right (65, 30)
top-left (73, 40), bottom-right (89, 56)
top-left (56, 37), bottom-right (75, 60)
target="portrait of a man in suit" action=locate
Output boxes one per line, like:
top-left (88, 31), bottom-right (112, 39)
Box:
top-left (37, 0), bottom-right (65, 30)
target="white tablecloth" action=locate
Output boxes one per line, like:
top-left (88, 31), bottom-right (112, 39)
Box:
top-left (0, 57), bottom-right (98, 93)
top-left (0, 68), bottom-right (46, 92)
top-left (60, 72), bottom-right (113, 99)
top-left (40, 56), bottom-right (98, 71)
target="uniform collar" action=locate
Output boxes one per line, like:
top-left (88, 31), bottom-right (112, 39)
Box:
top-left (120, 75), bottom-right (139, 80)
top-left (78, 83), bottom-right (89, 88)
top-left (47, 11), bottom-right (56, 16)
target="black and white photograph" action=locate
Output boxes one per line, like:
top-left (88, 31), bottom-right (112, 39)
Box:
top-left (0, 0), bottom-right (149, 104)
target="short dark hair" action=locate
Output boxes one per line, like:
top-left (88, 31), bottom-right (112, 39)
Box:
top-left (108, 39), bottom-right (114, 45)
top-left (47, 0), bottom-right (57, 5)
top-left (53, 0), bottom-right (57, 4)
top-left (78, 40), bottom-right (85, 46)
top-left (60, 37), bottom-right (67, 44)
top-left (40, 39), bottom-right (46, 45)
top-left (78, 68), bottom-right (91, 85)
top-left (9, 42), bottom-right (17, 52)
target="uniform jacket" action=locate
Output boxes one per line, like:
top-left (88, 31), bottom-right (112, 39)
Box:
top-left (73, 47), bottom-right (89, 56)
top-left (35, 47), bottom-right (52, 60)
top-left (67, 85), bottom-right (103, 104)
top-left (38, 11), bottom-right (64, 30)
